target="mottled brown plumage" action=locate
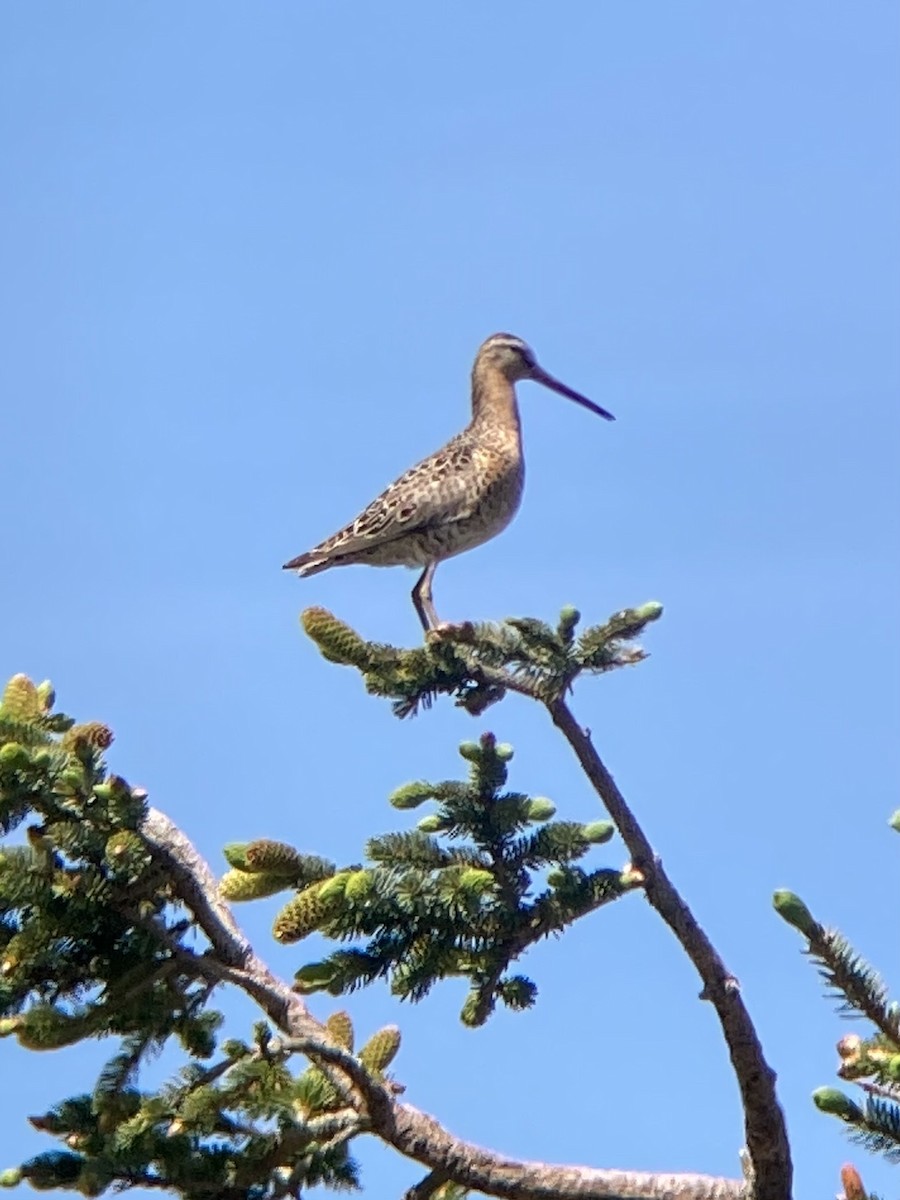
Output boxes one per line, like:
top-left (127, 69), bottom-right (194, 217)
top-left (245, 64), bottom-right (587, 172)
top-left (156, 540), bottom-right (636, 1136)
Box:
top-left (284, 333), bottom-right (614, 631)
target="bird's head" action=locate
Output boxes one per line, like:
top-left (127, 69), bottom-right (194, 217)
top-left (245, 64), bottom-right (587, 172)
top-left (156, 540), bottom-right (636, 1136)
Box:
top-left (475, 332), bottom-right (614, 420)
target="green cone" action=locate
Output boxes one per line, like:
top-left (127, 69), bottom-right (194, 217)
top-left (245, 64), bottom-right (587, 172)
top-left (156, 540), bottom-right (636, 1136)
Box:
top-left (245, 839), bottom-right (304, 876)
top-left (325, 1010), bottom-right (354, 1051)
top-left (582, 820), bottom-right (614, 843)
top-left (222, 843), bottom-right (251, 870)
top-left (301, 607), bottom-right (371, 667)
top-left (359, 1025), bottom-right (401, 1072)
top-left (273, 884), bottom-right (330, 942)
top-left (812, 1087), bottom-right (863, 1122)
top-left (0, 742), bottom-right (30, 769)
top-left (344, 869), bottom-right (374, 901)
top-left (772, 890), bottom-right (820, 939)
top-left (1, 675), bottom-right (40, 720)
top-left (220, 869), bottom-right (292, 902)
top-left (389, 781), bottom-right (434, 809)
top-left (525, 797), bottom-right (556, 822)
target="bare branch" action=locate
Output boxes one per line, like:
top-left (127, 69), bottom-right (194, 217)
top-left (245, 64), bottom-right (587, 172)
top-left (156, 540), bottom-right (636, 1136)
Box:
top-left (547, 699), bottom-right (791, 1200)
top-left (141, 809), bottom-right (256, 969)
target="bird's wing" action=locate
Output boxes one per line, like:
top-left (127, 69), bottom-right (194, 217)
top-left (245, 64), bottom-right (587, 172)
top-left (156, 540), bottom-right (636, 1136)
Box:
top-left (311, 440), bottom-right (482, 561)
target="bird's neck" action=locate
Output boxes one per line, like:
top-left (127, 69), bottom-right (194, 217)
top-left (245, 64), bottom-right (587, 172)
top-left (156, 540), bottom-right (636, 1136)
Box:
top-left (469, 365), bottom-right (522, 436)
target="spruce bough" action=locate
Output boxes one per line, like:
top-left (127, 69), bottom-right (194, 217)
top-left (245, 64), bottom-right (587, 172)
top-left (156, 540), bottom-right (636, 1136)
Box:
top-left (226, 729), bottom-right (634, 1026)
top-left (0, 604), bottom-right (805, 1200)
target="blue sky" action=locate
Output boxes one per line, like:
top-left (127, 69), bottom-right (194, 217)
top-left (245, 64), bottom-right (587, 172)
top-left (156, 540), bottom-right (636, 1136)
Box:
top-left (2, 3), bottom-right (899, 1196)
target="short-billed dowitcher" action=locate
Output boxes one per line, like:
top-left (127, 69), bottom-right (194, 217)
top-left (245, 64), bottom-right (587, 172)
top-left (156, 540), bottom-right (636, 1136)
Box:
top-left (284, 333), bottom-right (614, 631)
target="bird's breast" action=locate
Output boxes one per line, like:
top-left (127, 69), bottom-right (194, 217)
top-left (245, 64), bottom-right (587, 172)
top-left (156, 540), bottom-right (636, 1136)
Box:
top-left (436, 448), bottom-right (524, 558)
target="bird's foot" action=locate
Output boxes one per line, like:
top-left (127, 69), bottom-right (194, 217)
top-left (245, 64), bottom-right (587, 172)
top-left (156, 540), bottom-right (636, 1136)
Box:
top-left (426, 620), bottom-right (476, 645)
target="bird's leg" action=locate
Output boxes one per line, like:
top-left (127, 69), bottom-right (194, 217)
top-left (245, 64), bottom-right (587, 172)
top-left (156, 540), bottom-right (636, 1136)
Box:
top-left (413, 565), bottom-right (474, 642)
top-left (412, 562), bottom-right (440, 632)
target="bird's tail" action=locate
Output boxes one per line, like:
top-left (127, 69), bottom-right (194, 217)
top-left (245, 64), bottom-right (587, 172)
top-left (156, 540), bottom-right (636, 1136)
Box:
top-left (282, 551), bottom-right (331, 577)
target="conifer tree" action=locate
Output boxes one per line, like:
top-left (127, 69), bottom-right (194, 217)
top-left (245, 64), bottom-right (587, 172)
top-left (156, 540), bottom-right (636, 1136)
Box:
top-left (0, 600), bottom-right (872, 1199)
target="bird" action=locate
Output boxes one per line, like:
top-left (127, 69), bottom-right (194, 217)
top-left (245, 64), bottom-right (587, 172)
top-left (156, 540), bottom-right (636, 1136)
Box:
top-left (284, 332), bottom-right (614, 632)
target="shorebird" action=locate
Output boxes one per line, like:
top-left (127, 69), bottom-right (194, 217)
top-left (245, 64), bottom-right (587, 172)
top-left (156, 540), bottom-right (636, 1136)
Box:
top-left (284, 333), bottom-right (614, 631)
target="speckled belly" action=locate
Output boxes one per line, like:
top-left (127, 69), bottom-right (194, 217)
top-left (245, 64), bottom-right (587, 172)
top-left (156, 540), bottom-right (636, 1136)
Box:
top-left (436, 469), bottom-right (525, 560)
top-left (360, 461), bottom-right (524, 568)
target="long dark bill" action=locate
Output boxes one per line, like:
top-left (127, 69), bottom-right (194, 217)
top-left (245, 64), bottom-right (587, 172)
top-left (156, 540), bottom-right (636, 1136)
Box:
top-left (533, 366), bottom-right (615, 421)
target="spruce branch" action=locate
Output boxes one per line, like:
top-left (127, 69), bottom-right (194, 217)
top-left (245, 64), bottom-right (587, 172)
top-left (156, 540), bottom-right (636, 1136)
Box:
top-left (815, 1089), bottom-right (900, 1164)
top-left (141, 807), bottom-right (750, 1200)
top-left (848, 1097), bottom-right (900, 1162)
top-left (2, 622), bottom-right (779, 1200)
top-left (775, 866), bottom-right (900, 1173)
top-left (301, 603), bottom-right (662, 716)
top-left (774, 891), bottom-right (900, 1043)
top-left (298, 607), bottom-right (789, 1200)
top-left (257, 732), bottom-right (637, 1024)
